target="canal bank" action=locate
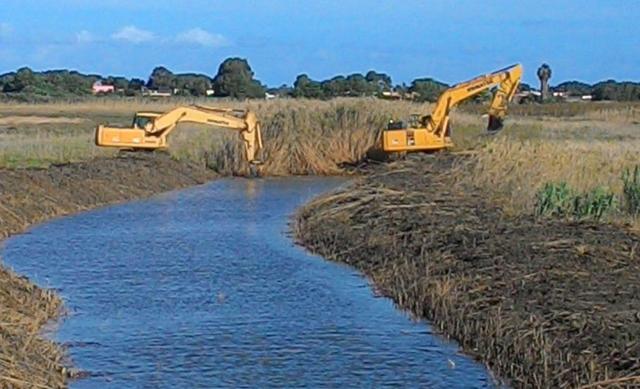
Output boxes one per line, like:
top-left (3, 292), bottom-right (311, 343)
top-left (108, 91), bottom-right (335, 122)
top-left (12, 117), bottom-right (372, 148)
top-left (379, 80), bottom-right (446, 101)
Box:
top-left (3, 176), bottom-right (497, 388)
top-left (0, 153), bottom-right (215, 388)
top-left (8, 150), bottom-right (639, 388)
top-left (295, 154), bottom-right (640, 388)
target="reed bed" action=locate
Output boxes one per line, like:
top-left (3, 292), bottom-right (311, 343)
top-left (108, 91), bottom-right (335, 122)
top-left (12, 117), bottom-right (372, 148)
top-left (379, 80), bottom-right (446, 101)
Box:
top-left (467, 138), bottom-right (640, 214)
top-left (173, 99), bottom-right (409, 175)
top-left (0, 98), bottom-right (488, 172)
top-left (462, 101), bottom-right (640, 121)
top-left (296, 155), bottom-right (640, 388)
top-left (0, 266), bottom-right (66, 388)
top-left (444, 99), bottom-right (640, 223)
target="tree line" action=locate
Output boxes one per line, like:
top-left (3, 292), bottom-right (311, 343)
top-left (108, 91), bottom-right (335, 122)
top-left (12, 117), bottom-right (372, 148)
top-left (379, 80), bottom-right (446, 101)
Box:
top-left (1, 58), bottom-right (639, 102)
top-left (0, 59), bottom-right (262, 101)
top-left (553, 80), bottom-right (640, 101)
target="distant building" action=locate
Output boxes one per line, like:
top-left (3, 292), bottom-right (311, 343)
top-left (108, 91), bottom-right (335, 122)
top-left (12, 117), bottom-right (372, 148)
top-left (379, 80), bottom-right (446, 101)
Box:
top-left (380, 90), bottom-right (418, 101)
top-left (265, 92), bottom-right (277, 100)
top-left (92, 81), bottom-right (115, 95)
top-left (381, 90), bottom-right (402, 100)
top-left (552, 91), bottom-right (569, 98)
top-left (141, 87), bottom-right (173, 97)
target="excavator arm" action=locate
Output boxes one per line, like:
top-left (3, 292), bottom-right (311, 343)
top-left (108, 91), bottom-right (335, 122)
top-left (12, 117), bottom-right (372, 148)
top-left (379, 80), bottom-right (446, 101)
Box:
top-left (427, 64), bottom-right (522, 135)
top-left (382, 64), bottom-right (522, 153)
top-left (96, 105), bottom-right (263, 164)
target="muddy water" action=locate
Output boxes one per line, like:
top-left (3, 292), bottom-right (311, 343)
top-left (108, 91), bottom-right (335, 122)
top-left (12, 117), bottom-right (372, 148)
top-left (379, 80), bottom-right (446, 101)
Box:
top-left (3, 178), bottom-right (495, 388)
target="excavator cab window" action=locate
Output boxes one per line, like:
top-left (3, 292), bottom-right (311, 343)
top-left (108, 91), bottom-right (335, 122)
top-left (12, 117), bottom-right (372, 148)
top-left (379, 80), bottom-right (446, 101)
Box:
top-left (408, 114), bottom-right (421, 128)
top-left (387, 120), bottom-right (406, 130)
top-left (132, 115), bottom-right (153, 129)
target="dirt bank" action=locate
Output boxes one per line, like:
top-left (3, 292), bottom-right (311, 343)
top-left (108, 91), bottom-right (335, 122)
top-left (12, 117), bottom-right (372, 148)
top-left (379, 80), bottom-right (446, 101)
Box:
top-left (295, 155), bottom-right (640, 388)
top-left (0, 153), bottom-right (215, 388)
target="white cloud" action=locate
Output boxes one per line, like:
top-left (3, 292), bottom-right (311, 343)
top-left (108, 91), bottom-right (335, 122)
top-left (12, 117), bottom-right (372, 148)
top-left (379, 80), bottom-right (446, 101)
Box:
top-left (176, 28), bottom-right (229, 48)
top-left (75, 30), bottom-right (95, 44)
top-left (112, 25), bottom-right (154, 44)
top-left (0, 22), bottom-right (12, 38)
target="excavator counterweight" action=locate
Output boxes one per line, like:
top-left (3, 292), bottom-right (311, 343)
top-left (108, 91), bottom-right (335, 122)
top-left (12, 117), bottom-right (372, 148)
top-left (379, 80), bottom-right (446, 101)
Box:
top-left (95, 105), bottom-right (264, 164)
top-left (381, 64), bottom-right (522, 153)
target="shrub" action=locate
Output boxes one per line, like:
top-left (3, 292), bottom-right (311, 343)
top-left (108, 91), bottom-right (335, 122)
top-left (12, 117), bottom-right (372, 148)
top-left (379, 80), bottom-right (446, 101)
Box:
top-left (535, 182), bottom-right (575, 218)
top-left (622, 165), bottom-right (640, 216)
top-left (572, 187), bottom-right (617, 220)
top-left (535, 182), bottom-right (617, 220)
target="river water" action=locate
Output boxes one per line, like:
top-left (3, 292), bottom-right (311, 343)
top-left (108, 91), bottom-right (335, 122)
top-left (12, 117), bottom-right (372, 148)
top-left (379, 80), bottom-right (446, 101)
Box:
top-left (2, 178), bottom-right (495, 388)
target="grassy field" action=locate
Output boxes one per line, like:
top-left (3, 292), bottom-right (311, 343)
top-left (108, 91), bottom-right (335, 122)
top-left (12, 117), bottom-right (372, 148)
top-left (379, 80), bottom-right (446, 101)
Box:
top-left (2, 98), bottom-right (640, 217)
top-left (0, 98), bottom-right (484, 172)
top-left (464, 103), bottom-right (640, 222)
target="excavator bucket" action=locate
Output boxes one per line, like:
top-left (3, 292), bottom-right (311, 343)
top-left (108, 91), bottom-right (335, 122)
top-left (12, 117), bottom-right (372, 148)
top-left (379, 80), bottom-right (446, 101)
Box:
top-left (487, 115), bottom-right (504, 133)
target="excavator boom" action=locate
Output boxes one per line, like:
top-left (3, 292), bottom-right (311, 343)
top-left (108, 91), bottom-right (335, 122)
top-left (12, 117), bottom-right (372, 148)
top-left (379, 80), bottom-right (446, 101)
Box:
top-left (382, 64), bottom-right (522, 153)
top-left (95, 105), bottom-right (263, 164)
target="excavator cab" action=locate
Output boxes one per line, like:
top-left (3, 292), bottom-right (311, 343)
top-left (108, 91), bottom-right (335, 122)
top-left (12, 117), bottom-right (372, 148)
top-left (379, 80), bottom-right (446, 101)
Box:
top-left (410, 114), bottom-right (425, 128)
top-left (387, 119), bottom-right (406, 130)
top-left (132, 113), bottom-right (160, 130)
top-left (387, 114), bottom-right (422, 131)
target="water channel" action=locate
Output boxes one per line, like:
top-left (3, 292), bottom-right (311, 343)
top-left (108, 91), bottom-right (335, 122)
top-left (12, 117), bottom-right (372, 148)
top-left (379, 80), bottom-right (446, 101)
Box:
top-left (2, 178), bottom-right (495, 388)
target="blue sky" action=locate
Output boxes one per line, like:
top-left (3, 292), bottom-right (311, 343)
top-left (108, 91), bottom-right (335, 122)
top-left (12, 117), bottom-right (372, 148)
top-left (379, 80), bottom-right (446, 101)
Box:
top-left (1, 0), bottom-right (638, 87)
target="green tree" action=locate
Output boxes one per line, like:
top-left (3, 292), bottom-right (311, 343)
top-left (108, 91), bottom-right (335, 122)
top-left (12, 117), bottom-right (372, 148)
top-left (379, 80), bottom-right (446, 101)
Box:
top-left (128, 78), bottom-right (145, 91)
top-left (365, 70), bottom-right (392, 91)
top-left (3, 67), bottom-right (36, 92)
top-left (291, 71), bottom-right (394, 99)
top-left (293, 74), bottom-right (325, 99)
top-left (212, 58), bottom-right (265, 99)
top-left (267, 84), bottom-right (293, 97)
top-left (175, 74), bottom-right (212, 96)
top-left (553, 81), bottom-right (591, 96)
top-left (147, 66), bottom-right (175, 89)
top-left (519, 82), bottom-right (532, 92)
top-left (321, 76), bottom-right (348, 97)
top-left (409, 78), bottom-right (449, 102)
top-left (101, 76), bottom-right (129, 94)
top-left (345, 73), bottom-right (372, 96)
top-left (592, 80), bottom-right (640, 101)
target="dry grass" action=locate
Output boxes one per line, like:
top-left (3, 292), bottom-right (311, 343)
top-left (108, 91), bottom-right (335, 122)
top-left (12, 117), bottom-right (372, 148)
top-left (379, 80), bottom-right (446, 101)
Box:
top-left (0, 98), bottom-right (487, 172)
top-left (3, 98), bottom-right (639, 199)
top-left (173, 99), bottom-right (412, 175)
top-left (2, 97), bottom-right (639, 204)
top-left (468, 138), bottom-right (640, 215)
top-left (464, 103), bottom-right (640, 219)
top-left (295, 155), bottom-right (640, 388)
top-left (0, 130), bottom-right (112, 168)
top-left (0, 266), bottom-right (66, 388)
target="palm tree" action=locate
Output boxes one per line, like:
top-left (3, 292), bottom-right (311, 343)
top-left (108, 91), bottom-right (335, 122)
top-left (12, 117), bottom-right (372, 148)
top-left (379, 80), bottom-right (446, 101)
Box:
top-left (537, 63), bottom-right (552, 101)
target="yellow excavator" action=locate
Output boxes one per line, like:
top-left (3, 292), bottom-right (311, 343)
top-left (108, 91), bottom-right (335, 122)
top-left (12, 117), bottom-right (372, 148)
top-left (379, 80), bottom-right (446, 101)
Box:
top-left (95, 105), bottom-right (263, 164)
top-left (382, 64), bottom-right (522, 153)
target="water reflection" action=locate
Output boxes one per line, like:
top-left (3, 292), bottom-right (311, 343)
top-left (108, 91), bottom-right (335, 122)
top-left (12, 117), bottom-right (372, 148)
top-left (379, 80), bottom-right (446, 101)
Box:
top-left (3, 178), bottom-right (494, 388)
